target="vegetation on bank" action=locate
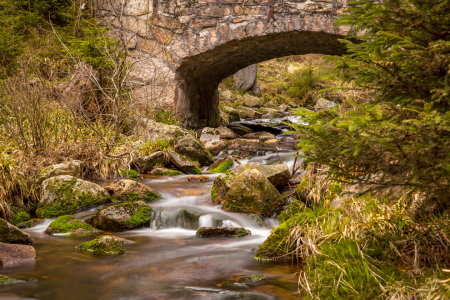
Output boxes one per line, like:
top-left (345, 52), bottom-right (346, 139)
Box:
top-left (255, 0), bottom-right (450, 298)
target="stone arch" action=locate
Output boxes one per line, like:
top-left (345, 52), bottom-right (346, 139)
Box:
top-left (174, 30), bottom-right (348, 128)
top-left (98, 0), bottom-right (353, 128)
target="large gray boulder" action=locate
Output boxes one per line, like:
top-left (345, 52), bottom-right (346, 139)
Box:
top-left (236, 106), bottom-right (262, 119)
top-left (236, 162), bottom-right (291, 190)
top-left (133, 118), bottom-right (191, 144)
top-left (243, 94), bottom-right (264, 108)
top-left (168, 150), bottom-right (202, 174)
top-left (233, 64), bottom-right (261, 95)
top-left (37, 160), bottom-right (83, 185)
top-left (37, 175), bottom-right (109, 218)
top-left (87, 201), bottom-right (152, 231)
top-left (222, 169), bottom-right (284, 217)
top-left (315, 98), bottom-right (336, 111)
top-left (130, 151), bottom-right (166, 173)
top-left (174, 135), bottom-right (214, 166)
top-left (0, 219), bottom-right (33, 245)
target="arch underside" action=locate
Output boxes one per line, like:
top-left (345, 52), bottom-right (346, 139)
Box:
top-left (174, 30), bottom-right (348, 129)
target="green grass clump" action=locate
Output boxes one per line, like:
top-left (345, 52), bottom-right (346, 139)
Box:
top-left (152, 169), bottom-right (182, 176)
top-left (278, 200), bottom-right (303, 223)
top-left (46, 215), bottom-right (101, 234)
top-left (0, 275), bottom-right (20, 285)
top-left (120, 169), bottom-right (138, 180)
top-left (208, 157), bottom-right (233, 173)
top-left (303, 240), bottom-right (411, 300)
top-left (10, 211), bottom-right (30, 225)
top-left (251, 274), bottom-right (266, 281)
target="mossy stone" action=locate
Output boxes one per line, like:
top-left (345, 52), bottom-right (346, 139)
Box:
top-left (44, 215), bottom-right (102, 235)
top-left (76, 235), bottom-right (127, 255)
top-left (208, 157), bottom-right (233, 173)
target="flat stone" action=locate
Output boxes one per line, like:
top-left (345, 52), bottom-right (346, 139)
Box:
top-left (0, 242), bottom-right (36, 265)
top-left (217, 127), bottom-right (237, 139)
top-left (196, 227), bottom-right (251, 238)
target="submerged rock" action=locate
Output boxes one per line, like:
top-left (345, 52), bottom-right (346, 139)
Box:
top-left (44, 215), bottom-right (101, 235)
top-left (37, 175), bottom-right (109, 218)
top-left (37, 160), bottom-right (83, 185)
top-left (76, 235), bottom-right (132, 255)
top-left (0, 275), bottom-right (24, 285)
top-left (105, 179), bottom-right (160, 202)
top-left (196, 227), bottom-right (251, 238)
top-left (168, 150), bottom-right (202, 174)
top-left (236, 162), bottom-right (290, 190)
top-left (0, 219), bottom-right (33, 245)
top-left (187, 176), bottom-right (209, 182)
top-left (241, 131), bottom-right (275, 142)
top-left (0, 242), bottom-right (36, 265)
top-left (236, 106), bottom-right (263, 119)
top-left (130, 151), bottom-right (166, 174)
top-left (174, 135), bottom-right (214, 166)
top-left (223, 169), bottom-right (284, 217)
top-left (87, 201), bottom-right (152, 231)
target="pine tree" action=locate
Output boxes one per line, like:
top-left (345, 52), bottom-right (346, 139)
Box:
top-left (293, 0), bottom-right (450, 211)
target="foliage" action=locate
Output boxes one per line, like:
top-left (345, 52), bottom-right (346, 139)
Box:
top-left (287, 65), bottom-right (323, 105)
top-left (152, 110), bottom-right (180, 126)
top-left (292, 0), bottom-right (450, 210)
top-left (120, 169), bottom-right (138, 180)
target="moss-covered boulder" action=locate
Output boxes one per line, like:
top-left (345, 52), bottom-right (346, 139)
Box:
top-left (0, 218), bottom-right (33, 245)
top-left (105, 179), bottom-right (160, 202)
top-left (130, 151), bottom-right (166, 174)
top-left (222, 169), bottom-right (284, 217)
top-left (236, 162), bottom-right (290, 190)
top-left (0, 275), bottom-right (23, 285)
top-left (223, 106), bottom-right (240, 122)
top-left (87, 201), bottom-right (152, 231)
top-left (37, 175), bottom-right (110, 218)
top-left (255, 218), bottom-right (293, 260)
top-left (76, 235), bottom-right (132, 255)
top-left (150, 167), bottom-right (182, 176)
top-left (37, 160), bottom-right (82, 185)
top-left (44, 215), bottom-right (102, 235)
top-left (173, 135), bottom-right (214, 166)
top-left (211, 170), bottom-right (237, 204)
top-left (196, 227), bottom-right (251, 238)
top-left (208, 157), bottom-right (233, 173)
top-left (168, 150), bottom-right (202, 174)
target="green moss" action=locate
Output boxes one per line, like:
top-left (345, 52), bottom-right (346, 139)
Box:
top-left (76, 235), bottom-right (126, 255)
top-left (192, 165), bottom-right (202, 175)
top-left (208, 157), bottom-right (233, 173)
top-left (0, 275), bottom-right (20, 285)
top-left (36, 177), bottom-right (108, 218)
top-left (251, 274), bottom-right (267, 281)
top-left (10, 211), bottom-right (30, 225)
top-left (295, 175), bottom-right (309, 201)
top-left (278, 200), bottom-right (303, 223)
top-left (46, 215), bottom-right (101, 234)
top-left (211, 186), bottom-right (219, 203)
top-left (125, 205), bottom-right (152, 228)
top-left (305, 240), bottom-right (412, 300)
top-left (120, 169), bottom-right (138, 180)
top-left (123, 190), bottom-right (160, 202)
top-left (153, 169), bottom-right (183, 176)
top-left (255, 219), bottom-right (292, 260)
top-left (196, 227), bottom-right (250, 238)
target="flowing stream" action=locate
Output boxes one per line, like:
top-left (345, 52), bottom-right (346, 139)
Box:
top-left (0, 117), bottom-right (303, 300)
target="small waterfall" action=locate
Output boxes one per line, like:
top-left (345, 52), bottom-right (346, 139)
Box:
top-left (198, 214), bottom-right (214, 227)
top-left (221, 220), bottom-right (240, 228)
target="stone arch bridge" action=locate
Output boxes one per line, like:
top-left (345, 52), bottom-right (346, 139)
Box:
top-left (97, 0), bottom-right (353, 129)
